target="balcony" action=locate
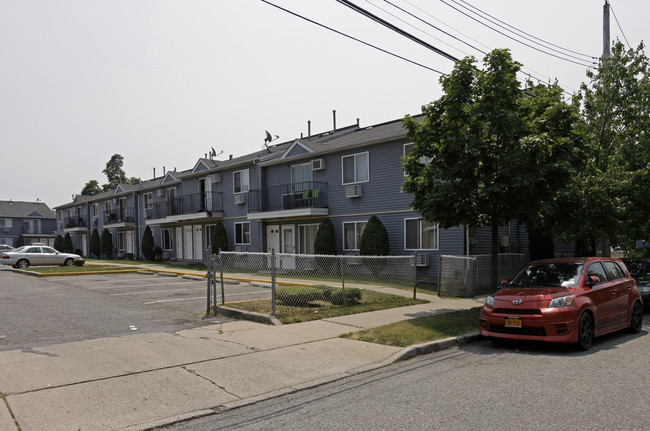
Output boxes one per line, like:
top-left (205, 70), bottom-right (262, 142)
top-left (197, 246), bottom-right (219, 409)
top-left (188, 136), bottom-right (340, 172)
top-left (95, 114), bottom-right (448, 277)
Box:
top-left (146, 192), bottom-right (223, 224)
top-left (104, 208), bottom-right (136, 227)
top-left (248, 181), bottom-right (329, 220)
top-left (64, 217), bottom-right (88, 231)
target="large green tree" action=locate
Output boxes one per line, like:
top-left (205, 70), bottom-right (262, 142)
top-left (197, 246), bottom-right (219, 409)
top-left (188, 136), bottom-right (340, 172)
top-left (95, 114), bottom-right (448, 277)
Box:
top-left (565, 41), bottom-right (650, 254)
top-left (101, 154), bottom-right (141, 192)
top-left (403, 49), bottom-right (581, 289)
top-left (81, 180), bottom-right (102, 196)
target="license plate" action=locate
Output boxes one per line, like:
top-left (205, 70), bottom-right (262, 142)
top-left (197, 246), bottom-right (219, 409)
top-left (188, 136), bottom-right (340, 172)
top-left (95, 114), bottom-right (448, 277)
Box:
top-left (505, 317), bottom-right (522, 328)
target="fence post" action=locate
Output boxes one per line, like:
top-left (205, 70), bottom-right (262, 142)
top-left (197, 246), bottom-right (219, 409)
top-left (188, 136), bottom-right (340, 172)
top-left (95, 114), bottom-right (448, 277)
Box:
top-left (340, 256), bottom-right (347, 305)
top-left (206, 260), bottom-right (212, 316)
top-left (413, 252), bottom-right (418, 299)
top-left (437, 254), bottom-right (442, 297)
top-left (271, 248), bottom-right (276, 315)
top-left (218, 249), bottom-right (224, 307)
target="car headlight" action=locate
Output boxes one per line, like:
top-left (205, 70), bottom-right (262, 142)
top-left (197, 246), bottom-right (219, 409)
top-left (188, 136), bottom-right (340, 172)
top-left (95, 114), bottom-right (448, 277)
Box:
top-left (548, 295), bottom-right (576, 308)
top-left (486, 295), bottom-right (495, 306)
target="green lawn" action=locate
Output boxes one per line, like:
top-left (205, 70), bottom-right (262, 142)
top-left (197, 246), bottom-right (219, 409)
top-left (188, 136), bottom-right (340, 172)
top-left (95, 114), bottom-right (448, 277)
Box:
top-left (340, 307), bottom-right (482, 347)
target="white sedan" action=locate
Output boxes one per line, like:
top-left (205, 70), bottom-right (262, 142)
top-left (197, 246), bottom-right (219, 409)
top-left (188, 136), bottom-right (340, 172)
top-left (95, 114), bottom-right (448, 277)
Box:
top-left (0, 245), bottom-right (83, 269)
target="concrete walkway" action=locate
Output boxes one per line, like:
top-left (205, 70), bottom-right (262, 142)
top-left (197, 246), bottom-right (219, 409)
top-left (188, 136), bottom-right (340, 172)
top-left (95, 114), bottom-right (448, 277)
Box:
top-left (0, 264), bottom-right (485, 431)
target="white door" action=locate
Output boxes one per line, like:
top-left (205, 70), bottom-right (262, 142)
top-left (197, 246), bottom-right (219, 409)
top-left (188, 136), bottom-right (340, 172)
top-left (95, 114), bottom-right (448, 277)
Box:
top-left (126, 231), bottom-right (133, 254)
top-left (280, 225), bottom-right (296, 269)
top-left (193, 225), bottom-right (203, 261)
top-left (266, 225), bottom-right (280, 253)
top-left (184, 225), bottom-right (193, 260)
top-left (175, 227), bottom-right (183, 260)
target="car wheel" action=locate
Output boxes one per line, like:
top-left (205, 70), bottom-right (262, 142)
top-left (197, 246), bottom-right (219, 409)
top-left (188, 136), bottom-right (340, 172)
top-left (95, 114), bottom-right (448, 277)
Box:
top-left (63, 258), bottom-right (74, 266)
top-left (15, 259), bottom-right (29, 269)
top-left (629, 301), bottom-right (643, 334)
top-left (577, 312), bottom-right (593, 351)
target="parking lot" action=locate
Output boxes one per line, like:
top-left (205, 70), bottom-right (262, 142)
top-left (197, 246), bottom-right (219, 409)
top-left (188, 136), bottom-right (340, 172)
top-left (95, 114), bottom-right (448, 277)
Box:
top-left (0, 269), bottom-right (272, 351)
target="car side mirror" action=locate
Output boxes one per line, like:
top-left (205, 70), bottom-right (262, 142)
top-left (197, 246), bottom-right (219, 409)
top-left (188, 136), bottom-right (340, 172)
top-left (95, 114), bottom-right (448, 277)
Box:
top-left (587, 275), bottom-right (600, 287)
top-left (500, 278), bottom-right (509, 286)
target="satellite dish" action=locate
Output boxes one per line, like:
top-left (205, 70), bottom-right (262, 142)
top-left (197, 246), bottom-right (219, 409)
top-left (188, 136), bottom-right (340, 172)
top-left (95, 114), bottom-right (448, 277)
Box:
top-left (265, 131), bottom-right (272, 144)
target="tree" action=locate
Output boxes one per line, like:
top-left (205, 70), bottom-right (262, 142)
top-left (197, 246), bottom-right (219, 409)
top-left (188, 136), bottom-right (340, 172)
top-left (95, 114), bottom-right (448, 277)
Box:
top-left (210, 221), bottom-right (229, 255)
top-left (62, 233), bottom-right (73, 253)
top-left (16, 234), bottom-right (24, 248)
top-left (314, 218), bottom-right (337, 255)
top-left (141, 226), bottom-right (155, 261)
top-left (100, 229), bottom-right (113, 259)
top-left (90, 228), bottom-right (101, 258)
top-left (101, 154), bottom-right (141, 191)
top-left (53, 234), bottom-right (63, 251)
top-left (359, 215), bottom-right (389, 256)
top-left (403, 49), bottom-right (581, 289)
top-left (81, 180), bottom-right (102, 196)
top-left (566, 41), bottom-right (650, 254)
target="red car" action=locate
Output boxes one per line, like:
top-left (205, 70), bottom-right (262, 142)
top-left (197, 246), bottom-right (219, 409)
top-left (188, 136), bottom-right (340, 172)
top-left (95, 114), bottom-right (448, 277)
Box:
top-left (480, 257), bottom-right (643, 350)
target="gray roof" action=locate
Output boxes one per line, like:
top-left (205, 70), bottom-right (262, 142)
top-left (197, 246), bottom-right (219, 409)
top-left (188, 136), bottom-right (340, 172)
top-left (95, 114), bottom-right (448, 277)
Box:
top-left (0, 200), bottom-right (55, 218)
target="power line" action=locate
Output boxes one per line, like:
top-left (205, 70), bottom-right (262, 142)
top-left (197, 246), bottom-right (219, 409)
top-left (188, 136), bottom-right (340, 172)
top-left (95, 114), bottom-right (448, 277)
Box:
top-left (458, 0), bottom-right (597, 61)
top-left (609, 3), bottom-right (632, 49)
top-left (440, 0), bottom-right (596, 68)
top-left (336, 0), bottom-right (459, 62)
top-left (259, 0), bottom-right (446, 75)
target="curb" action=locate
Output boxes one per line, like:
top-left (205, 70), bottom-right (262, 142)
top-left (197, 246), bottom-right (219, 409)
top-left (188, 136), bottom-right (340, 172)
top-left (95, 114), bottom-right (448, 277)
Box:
top-left (215, 305), bottom-right (283, 325)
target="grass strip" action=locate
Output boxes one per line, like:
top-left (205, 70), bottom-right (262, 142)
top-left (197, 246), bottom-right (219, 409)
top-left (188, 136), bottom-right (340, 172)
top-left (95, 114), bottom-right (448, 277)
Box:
top-left (340, 307), bottom-right (481, 347)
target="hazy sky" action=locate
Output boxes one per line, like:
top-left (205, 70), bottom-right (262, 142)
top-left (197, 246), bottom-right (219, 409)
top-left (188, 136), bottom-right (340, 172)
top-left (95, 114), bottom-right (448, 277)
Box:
top-left (1, 0), bottom-right (646, 208)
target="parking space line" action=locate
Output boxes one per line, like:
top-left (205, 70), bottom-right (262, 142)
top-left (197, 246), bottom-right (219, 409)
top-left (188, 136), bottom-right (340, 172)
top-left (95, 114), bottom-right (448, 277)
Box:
top-left (111, 288), bottom-right (192, 297)
top-left (89, 281), bottom-right (200, 290)
top-left (144, 297), bottom-right (206, 305)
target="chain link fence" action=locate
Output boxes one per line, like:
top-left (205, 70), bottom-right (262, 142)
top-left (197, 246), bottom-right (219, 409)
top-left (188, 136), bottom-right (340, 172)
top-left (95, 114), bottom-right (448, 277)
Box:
top-left (205, 251), bottom-right (417, 315)
top-left (437, 255), bottom-right (478, 298)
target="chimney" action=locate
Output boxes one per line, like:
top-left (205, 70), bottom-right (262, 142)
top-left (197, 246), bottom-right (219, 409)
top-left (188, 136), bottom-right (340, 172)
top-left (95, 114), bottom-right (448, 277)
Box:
top-left (356, 118), bottom-right (360, 127)
top-left (153, 167), bottom-right (156, 178)
top-left (333, 110), bottom-right (336, 131)
top-left (308, 120), bottom-right (311, 138)
top-left (163, 166), bottom-right (166, 176)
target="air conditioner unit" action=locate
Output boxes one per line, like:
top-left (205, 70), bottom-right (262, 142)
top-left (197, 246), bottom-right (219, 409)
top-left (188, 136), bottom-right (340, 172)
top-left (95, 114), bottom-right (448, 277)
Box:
top-left (311, 158), bottom-right (325, 171)
top-left (415, 253), bottom-right (429, 267)
top-left (209, 173), bottom-right (221, 183)
top-left (156, 189), bottom-right (164, 197)
top-left (234, 193), bottom-right (246, 205)
top-left (345, 185), bottom-right (362, 198)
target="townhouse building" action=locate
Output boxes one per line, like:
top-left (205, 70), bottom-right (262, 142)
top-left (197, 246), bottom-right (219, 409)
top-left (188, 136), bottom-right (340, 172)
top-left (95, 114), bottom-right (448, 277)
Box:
top-left (55, 116), bottom-right (529, 280)
top-left (0, 200), bottom-right (57, 247)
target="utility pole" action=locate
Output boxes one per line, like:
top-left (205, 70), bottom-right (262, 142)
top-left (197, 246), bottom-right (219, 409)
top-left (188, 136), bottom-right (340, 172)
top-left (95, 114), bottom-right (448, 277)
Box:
top-left (603, 0), bottom-right (610, 58)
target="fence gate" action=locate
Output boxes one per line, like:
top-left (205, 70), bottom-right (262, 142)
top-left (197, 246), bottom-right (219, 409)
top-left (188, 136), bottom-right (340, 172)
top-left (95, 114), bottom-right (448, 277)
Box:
top-left (437, 255), bottom-right (478, 298)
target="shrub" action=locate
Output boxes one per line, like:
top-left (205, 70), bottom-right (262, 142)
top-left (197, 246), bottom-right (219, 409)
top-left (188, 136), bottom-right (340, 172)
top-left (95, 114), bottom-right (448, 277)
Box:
top-left (314, 218), bottom-right (337, 255)
top-left (62, 233), bottom-right (73, 253)
top-left (141, 225), bottom-right (155, 260)
top-left (359, 215), bottom-right (389, 256)
top-left (276, 285), bottom-right (324, 306)
top-left (100, 229), bottom-right (113, 259)
top-left (53, 235), bottom-right (64, 251)
top-left (73, 258), bottom-right (85, 267)
top-left (90, 229), bottom-right (101, 258)
top-left (211, 221), bottom-right (229, 254)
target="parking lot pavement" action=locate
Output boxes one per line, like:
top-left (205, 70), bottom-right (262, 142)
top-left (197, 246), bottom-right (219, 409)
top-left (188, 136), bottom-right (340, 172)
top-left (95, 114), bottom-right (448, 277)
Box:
top-left (0, 271), bottom-right (232, 351)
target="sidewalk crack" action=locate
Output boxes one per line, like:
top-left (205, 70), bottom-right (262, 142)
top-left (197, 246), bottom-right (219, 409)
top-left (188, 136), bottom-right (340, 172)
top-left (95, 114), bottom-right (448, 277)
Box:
top-left (182, 367), bottom-right (241, 399)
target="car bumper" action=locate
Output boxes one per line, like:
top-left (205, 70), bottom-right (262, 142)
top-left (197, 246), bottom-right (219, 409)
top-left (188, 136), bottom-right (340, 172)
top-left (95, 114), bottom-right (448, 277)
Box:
top-left (479, 306), bottom-right (580, 344)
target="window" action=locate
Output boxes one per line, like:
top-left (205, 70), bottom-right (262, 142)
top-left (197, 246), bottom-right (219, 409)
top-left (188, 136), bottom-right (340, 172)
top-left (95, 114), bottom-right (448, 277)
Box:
top-left (403, 143), bottom-right (432, 176)
top-left (405, 218), bottom-right (439, 250)
top-left (235, 222), bottom-right (251, 245)
top-left (144, 193), bottom-right (153, 210)
top-left (234, 169), bottom-right (249, 194)
top-left (342, 152), bottom-right (369, 184)
top-left (343, 221), bottom-right (367, 250)
top-left (603, 261), bottom-right (624, 280)
top-left (0, 218), bottom-right (12, 229)
top-left (298, 224), bottom-right (319, 254)
top-left (92, 203), bottom-right (99, 217)
top-left (161, 229), bottom-right (173, 250)
top-left (104, 200), bottom-right (112, 213)
top-left (587, 262), bottom-right (608, 283)
top-left (292, 163), bottom-right (313, 191)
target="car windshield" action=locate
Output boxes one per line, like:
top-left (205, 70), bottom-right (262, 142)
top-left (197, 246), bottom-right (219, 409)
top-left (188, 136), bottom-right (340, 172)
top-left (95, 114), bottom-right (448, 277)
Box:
top-left (509, 262), bottom-right (584, 288)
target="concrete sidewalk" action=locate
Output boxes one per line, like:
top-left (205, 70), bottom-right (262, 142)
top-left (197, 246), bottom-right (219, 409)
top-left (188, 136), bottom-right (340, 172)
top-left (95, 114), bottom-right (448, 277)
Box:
top-left (0, 277), bottom-right (484, 431)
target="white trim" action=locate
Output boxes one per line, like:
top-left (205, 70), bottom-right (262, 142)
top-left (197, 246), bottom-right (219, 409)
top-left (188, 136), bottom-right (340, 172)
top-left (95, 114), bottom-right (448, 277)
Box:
top-left (341, 151), bottom-right (369, 185)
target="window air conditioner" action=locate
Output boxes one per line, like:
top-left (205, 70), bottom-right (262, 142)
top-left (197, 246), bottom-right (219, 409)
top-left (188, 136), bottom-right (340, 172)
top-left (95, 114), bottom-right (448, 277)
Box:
top-left (311, 158), bottom-right (325, 171)
top-left (345, 185), bottom-right (362, 198)
top-left (156, 189), bottom-right (165, 197)
top-left (234, 194), bottom-right (246, 205)
top-left (209, 173), bottom-right (221, 183)
top-left (415, 253), bottom-right (429, 267)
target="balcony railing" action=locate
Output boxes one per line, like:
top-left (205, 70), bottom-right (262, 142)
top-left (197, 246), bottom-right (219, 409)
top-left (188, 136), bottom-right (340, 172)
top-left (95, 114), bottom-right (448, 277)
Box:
top-left (103, 208), bottom-right (135, 225)
top-left (249, 181), bottom-right (327, 213)
top-left (147, 192), bottom-right (223, 220)
top-left (64, 217), bottom-right (87, 229)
